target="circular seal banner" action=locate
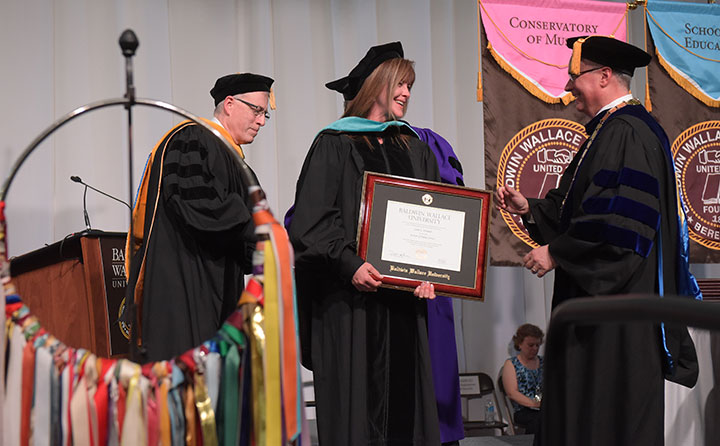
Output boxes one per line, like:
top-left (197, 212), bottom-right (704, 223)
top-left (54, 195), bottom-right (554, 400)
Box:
top-left (672, 120), bottom-right (720, 250)
top-left (118, 297), bottom-right (131, 340)
top-left (497, 118), bottom-right (586, 247)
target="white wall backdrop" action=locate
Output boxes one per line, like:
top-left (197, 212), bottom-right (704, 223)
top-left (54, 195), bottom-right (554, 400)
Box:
top-left (1, 1), bottom-right (717, 440)
top-left (1, 0), bottom-right (526, 378)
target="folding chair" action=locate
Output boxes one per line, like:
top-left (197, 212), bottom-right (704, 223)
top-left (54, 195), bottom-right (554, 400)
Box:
top-left (495, 367), bottom-right (520, 435)
top-left (459, 372), bottom-right (509, 435)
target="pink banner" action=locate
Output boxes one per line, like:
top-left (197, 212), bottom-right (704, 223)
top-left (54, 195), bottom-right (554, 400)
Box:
top-left (479, 0), bottom-right (627, 103)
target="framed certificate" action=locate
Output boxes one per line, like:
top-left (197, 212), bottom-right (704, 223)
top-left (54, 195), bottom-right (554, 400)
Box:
top-left (357, 172), bottom-right (492, 300)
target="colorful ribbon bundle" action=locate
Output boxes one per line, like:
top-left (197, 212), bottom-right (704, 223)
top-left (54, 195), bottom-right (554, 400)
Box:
top-left (1, 203), bottom-right (306, 446)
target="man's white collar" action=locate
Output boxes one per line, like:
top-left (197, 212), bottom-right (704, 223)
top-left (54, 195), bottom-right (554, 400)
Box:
top-left (596, 94), bottom-right (634, 117)
top-left (212, 116), bottom-right (225, 129)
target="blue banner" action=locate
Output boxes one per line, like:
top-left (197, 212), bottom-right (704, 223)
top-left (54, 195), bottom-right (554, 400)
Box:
top-left (646, 1), bottom-right (720, 106)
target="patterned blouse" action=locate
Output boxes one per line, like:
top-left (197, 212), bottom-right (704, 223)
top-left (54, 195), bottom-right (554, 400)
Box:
top-left (509, 355), bottom-right (543, 412)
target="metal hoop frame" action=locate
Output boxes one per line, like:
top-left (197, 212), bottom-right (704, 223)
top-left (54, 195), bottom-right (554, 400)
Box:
top-left (1, 97), bottom-right (260, 201)
top-left (0, 96), bottom-right (267, 359)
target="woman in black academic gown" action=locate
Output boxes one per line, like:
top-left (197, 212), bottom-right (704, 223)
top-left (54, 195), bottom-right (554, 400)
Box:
top-left (288, 42), bottom-right (442, 446)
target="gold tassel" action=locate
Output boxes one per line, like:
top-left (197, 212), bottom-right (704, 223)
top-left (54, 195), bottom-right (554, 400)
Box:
top-left (645, 76), bottom-right (652, 112)
top-left (194, 372), bottom-right (218, 446)
top-left (477, 70), bottom-right (483, 102)
top-left (487, 44), bottom-right (572, 105)
top-left (657, 52), bottom-right (720, 108)
top-left (268, 88), bottom-right (276, 111)
top-left (570, 38), bottom-right (585, 76)
top-left (249, 303), bottom-right (266, 446)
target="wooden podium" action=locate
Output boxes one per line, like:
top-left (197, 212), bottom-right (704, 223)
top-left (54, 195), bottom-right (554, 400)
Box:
top-left (10, 230), bottom-right (130, 358)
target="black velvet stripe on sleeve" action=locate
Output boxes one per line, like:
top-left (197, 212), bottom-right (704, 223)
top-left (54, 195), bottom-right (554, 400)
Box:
top-left (570, 220), bottom-right (654, 257)
top-left (175, 140), bottom-right (209, 158)
top-left (159, 125), bottom-right (252, 234)
top-left (162, 143), bottom-right (223, 205)
top-left (163, 162), bottom-right (213, 182)
top-left (165, 183), bottom-right (220, 201)
top-left (582, 196), bottom-right (660, 230)
top-left (593, 167), bottom-right (660, 198)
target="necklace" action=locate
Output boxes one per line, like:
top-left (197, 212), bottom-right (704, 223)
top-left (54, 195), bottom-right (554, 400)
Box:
top-left (559, 99), bottom-right (639, 213)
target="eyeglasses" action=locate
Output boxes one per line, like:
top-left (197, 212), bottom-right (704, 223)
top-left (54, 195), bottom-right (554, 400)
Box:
top-left (232, 96), bottom-right (270, 120)
top-left (568, 66), bottom-right (604, 82)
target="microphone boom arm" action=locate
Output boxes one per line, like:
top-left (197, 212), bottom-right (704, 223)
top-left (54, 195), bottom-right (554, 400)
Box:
top-left (83, 184), bottom-right (91, 230)
top-left (72, 176), bottom-right (131, 210)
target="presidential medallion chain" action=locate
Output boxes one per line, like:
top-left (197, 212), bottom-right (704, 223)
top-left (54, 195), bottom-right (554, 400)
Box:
top-left (559, 99), bottom-right (639, 213)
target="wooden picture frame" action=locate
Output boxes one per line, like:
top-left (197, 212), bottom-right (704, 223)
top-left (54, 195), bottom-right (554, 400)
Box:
top-left (357, 172), bottom-right (491, 300)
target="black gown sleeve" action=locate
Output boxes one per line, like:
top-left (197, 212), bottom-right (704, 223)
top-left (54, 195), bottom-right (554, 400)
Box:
top-left (160, 126), bottom-right (254, 242)
top-left (539, 118), bottom-right (665, 295)
top-left (289, 133), bottom-right (365, 281)
top-left (417, 140), bottom-right (442, 183)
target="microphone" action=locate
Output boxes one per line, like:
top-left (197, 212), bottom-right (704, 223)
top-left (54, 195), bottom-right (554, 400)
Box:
top-left (70, 176), bottom-right (132, 231)
top-left (76, 177), bottom-right (91, 230)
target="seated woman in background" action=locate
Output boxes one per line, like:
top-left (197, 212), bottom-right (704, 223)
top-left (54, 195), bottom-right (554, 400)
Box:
top-left (501, 323), bottom-right (544, 434)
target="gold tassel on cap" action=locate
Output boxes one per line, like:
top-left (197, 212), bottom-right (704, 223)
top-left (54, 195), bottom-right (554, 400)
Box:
top-left (268, 88), bottom-right (276, 110)
top-left (570, 38), bottom-right (585, 76)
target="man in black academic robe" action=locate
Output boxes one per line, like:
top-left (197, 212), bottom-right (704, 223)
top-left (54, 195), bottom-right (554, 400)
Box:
top-left (125, 73), bottom-right (273, 362)
top-left (495, 36), bottom-right (698, 446)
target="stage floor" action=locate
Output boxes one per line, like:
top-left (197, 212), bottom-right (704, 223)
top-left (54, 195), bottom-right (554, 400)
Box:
top-left (305, 419), bottom-right (534, 445)
top-left (460, 434), bottom-right (534, 445)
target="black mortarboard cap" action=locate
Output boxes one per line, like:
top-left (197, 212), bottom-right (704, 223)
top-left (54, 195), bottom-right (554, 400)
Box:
top-left (566, 36), bottom-right (651, 77)
top-left (325, 42), bottom-right (404, 101)
top-left (210, 73), bottom-right (274, 106)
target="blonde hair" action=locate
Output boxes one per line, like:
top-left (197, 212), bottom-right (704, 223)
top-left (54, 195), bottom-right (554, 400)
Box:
top-left (342, 58), bottom-right (416, 150)
top-left (342, 58), bottom-right (416, 120)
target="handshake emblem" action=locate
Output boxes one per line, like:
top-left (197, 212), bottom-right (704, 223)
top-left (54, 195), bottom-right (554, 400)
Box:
top-left (537, 148), bottom-right (572, 164)
top-left (699, 150), bottom-right (720, 165)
